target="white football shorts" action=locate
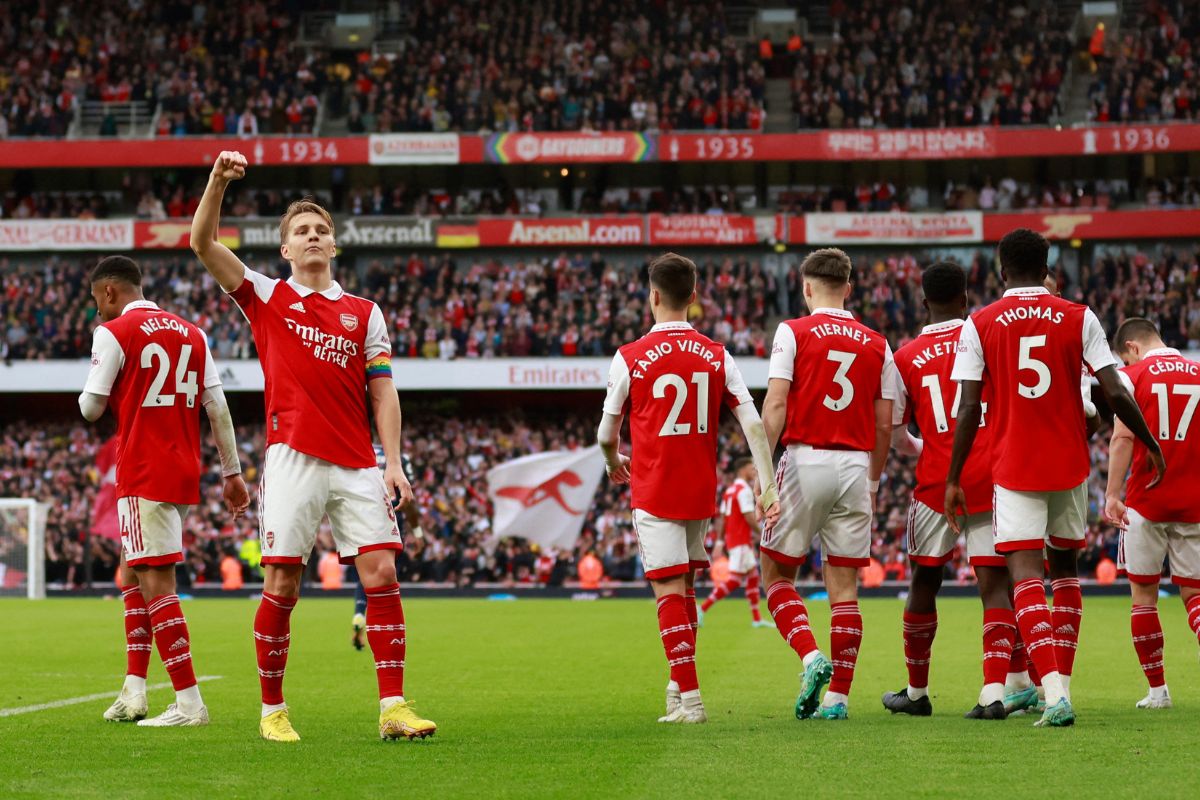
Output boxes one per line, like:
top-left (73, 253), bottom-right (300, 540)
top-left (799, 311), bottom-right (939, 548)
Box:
top-left (632, 509), bottom-right (710, 580)
top-left (1121, 509), bottom-right (1200, 588)
top-left (726, 544), bottom-right (758, 574)
top-left (907, 500), bottom-right (1002, 567)
top-left (259, 443), bottom-right (401, 565)
top-left (119, 496), bottom-right (189, 567)
top-left (993, 480), bottom-right (1087, 553)
top-left (761, 445), bottom-right (871, 567)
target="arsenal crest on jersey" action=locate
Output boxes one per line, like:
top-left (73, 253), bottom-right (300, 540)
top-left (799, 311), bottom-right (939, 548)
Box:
top-left (340, 313), bottom-right (359, 331)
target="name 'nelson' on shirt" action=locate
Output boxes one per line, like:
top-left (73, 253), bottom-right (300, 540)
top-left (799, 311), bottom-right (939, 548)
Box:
top-left (138, 316), bottom-right (191, 337)
top-left (630, 337), bottom-right (722, 380)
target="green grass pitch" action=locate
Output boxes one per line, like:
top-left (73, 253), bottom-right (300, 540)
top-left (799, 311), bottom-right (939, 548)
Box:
top-left (1, 595), bottom-right (1197, 798)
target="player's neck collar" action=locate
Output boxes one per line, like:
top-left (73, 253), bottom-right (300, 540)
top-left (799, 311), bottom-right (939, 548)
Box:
top-left (120, 299), bottom-right (159, 316)
top-left (650, 321), bottom-right (692, 331)
top-left (1145, 346), bottom-right (1181, 358)
top-left (287, 276), bottom-right (344, 300)
top-left (1002, 285), bottom-right (1050, 297)
top-left (812, 307), bottom-right (853, 318)
top-left (921, 318), bottom-right (964, 335)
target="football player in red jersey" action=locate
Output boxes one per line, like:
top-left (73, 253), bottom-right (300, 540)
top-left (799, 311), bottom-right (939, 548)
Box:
top-left (1104, 318), bottom-right (1200, 710)
top-left (879, 262), bottom-right (1015, 720)
top-left (761, 248), bottom-right (897, 721)
top-left (80, 256), bottom-right (249, 727)
top-left (191, 151), bottom-right (436, 742)
top-left (947, 228), bottom-right (1164, 728)
top-left (598, 253), bottom-right (780, 724)
top-left (697, 457), bottom-right (774, 628)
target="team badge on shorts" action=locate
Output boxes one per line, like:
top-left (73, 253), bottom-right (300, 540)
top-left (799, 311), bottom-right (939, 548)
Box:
top-left (265, 530), bottom-right (275, 548)
top-left (339, 313), bottom-right (359, 331)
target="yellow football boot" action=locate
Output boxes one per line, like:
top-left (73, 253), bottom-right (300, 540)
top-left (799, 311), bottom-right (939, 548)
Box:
top-left (379, 701), bottom-right (436, 741)
top-left (259, 708), bottom-right (301, 742)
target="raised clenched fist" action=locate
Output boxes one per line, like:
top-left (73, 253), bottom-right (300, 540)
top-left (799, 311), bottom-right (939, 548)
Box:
top-left (212, 150), bottom-right (247, 182)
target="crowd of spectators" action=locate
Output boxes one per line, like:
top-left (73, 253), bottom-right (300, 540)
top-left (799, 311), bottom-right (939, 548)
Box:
top-left (1, 402), bottom-right (1128, 591)
top-left (790, 0), bottom-right (1072, 129)
top-left (1, 0), bottom-right (323, 140)
top-left (1086, 0), bottom-right (1200, 124)
top-left (6, 246), bottom-right (1200, 365)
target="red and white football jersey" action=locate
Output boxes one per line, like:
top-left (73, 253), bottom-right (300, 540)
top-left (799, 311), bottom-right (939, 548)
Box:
top-left (84, 301), bottom-right (219, 504)
top-left (1120, 348), bottom-right (1200, 523)
top-left (952, 286), bottom-right (1117, 492)
top-left (230, 268), bottom-right (389, 469)
top-left (720, 477), bottom-right (756, 549)
top-left (894, 319), bottom-right (994, 514)
top-left (768, 308), bottom-right (897, 450)
top-left (603, 321), bottom-right (753, 520)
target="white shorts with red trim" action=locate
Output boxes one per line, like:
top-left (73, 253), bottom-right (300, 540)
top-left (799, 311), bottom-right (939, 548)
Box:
top-left (119, 497), bottom-right (189, 567)
top-left (993, 480), bottom-right (1087, 554)
top-left (259, 443), bottom-right (401, 566)
top-left (727, 544), bottom-right (757, 574)
top-left (906, 501), bottom-right (1001, 567)
top-left (632, 509), bottom-right (710, 580)
top-left (761, 445), bottom-right (871, 568)
top-left (1120, 509), bottom-right (1200, 588)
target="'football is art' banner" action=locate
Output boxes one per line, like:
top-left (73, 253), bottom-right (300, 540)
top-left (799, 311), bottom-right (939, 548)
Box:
top-left (486, 445), bottom-right (606, 551)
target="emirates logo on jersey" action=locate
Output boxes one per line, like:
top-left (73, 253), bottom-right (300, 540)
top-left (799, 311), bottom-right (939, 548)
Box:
top-left (340, 313), bottom-right (359, 331)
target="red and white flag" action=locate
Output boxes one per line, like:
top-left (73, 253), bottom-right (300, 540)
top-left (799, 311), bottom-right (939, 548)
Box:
top-left (486, 445), bottom-right (605, 550)
top-left (91, 437), bottom-right (121, 541)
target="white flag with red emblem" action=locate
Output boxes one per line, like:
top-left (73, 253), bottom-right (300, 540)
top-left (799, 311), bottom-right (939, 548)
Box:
top-left (486, 445), bottom-right (606, 550)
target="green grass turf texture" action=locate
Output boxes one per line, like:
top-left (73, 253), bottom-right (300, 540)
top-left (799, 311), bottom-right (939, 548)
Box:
top-left (1, 595), bottom-right (1197, 799)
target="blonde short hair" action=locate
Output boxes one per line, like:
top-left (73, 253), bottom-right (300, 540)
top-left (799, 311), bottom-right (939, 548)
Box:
top-left (279, 198), bottom-right (335, 245)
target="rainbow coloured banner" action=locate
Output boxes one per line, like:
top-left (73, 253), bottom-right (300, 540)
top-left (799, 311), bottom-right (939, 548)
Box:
top-left (485, 132), bottom-right (656, 164)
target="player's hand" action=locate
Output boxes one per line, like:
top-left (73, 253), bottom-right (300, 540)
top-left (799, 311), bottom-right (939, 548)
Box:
top-left (385, 464), bottom-right (414, 509)
top-left (943, 482), bottom-right (967, 534)
top-left (223, 474), bottom-right (250, 519)
top-left (1146, 447), bottom-right (1167, 489)
top-left (1104, 495), bottom-right (1130, 530)
top-left (212, 150), bottom-right (247, 182)
top-left (762, 501), bottom-right (781, 531)
top-left (606, 454), bottom-right (631, 484)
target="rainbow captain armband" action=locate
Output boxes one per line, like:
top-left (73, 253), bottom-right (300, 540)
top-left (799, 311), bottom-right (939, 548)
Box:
top-left (366, 355), bottom-right (393, 381)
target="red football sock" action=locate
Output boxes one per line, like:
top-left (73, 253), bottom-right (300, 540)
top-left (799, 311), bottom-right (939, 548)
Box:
top-left (829, 601), bottom-right (863, 695)
top-left (745, 572), bottom-right (763, 623)
top-left (1012, 578), bottom-right (1059, 683)
top-left (1131, 605), bottom-right (1166, 688)
top-left (121, 585), bottom-right (152, 679)
top-left (902, 611), bottom-right (938, 690)
top-left (254, 591), bottom-right (297, 705)
top-left (1186, 594), bottom-right (1200, 645)
top-left (1008, 638), bottom-right (1027, 673)
top-left (365, 583), bottom-right (406, 699)
top-left (657, 594), bottom-right (698, 692)
top-left (684, 589), bottom-right (698, 632)
top-left (701, 576), bottom-right (740, 613)
top-left (766, 580), bottom-right (818, 659)
top-left (147, 594), bottom-right (197, 691)
top-left (982, 608), bottom-right (1017, 687)
top-left (1050, 578), bottom-right (1083, 677)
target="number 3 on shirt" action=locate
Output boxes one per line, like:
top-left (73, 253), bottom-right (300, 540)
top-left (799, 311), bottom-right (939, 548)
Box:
top-left (653, 372), bottom-right (710, 436)
top-left (823, 350), bottom-right (856, 411)
top-left (141, 343), bottom-right (199, 408)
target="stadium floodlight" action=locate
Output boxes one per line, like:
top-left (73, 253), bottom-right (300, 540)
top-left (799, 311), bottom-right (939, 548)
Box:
top-left (0, 499), bottom-right (46, 599)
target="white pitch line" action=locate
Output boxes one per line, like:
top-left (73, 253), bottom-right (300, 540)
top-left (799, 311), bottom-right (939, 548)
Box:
top-left (0, 675), bottom-right (224, 718)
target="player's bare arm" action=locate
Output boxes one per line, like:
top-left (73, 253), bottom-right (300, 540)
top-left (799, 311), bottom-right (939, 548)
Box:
top-left (944, 378), bottom-right (984, 533)
top-left (190, 150), bottom-right (248, 292)
top-left (1104, 417), bottom-right (1135, 529)
top-left (78, 391), bottom-right (107, 422)
top-left (869, 397), bottom-right (893, 508)
top-left (369, 378), bottom-right (413, 508)
top-left (762, 377), bottom-right (790, 453)
top-left (1095, 365), bottom-right (1166, 487)
top-left (201, 385), bottom-right (250, 518)
top-left (596, 412), bottom-right (631, 484)
top-left (890, 423), bottom-right (923, 457)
